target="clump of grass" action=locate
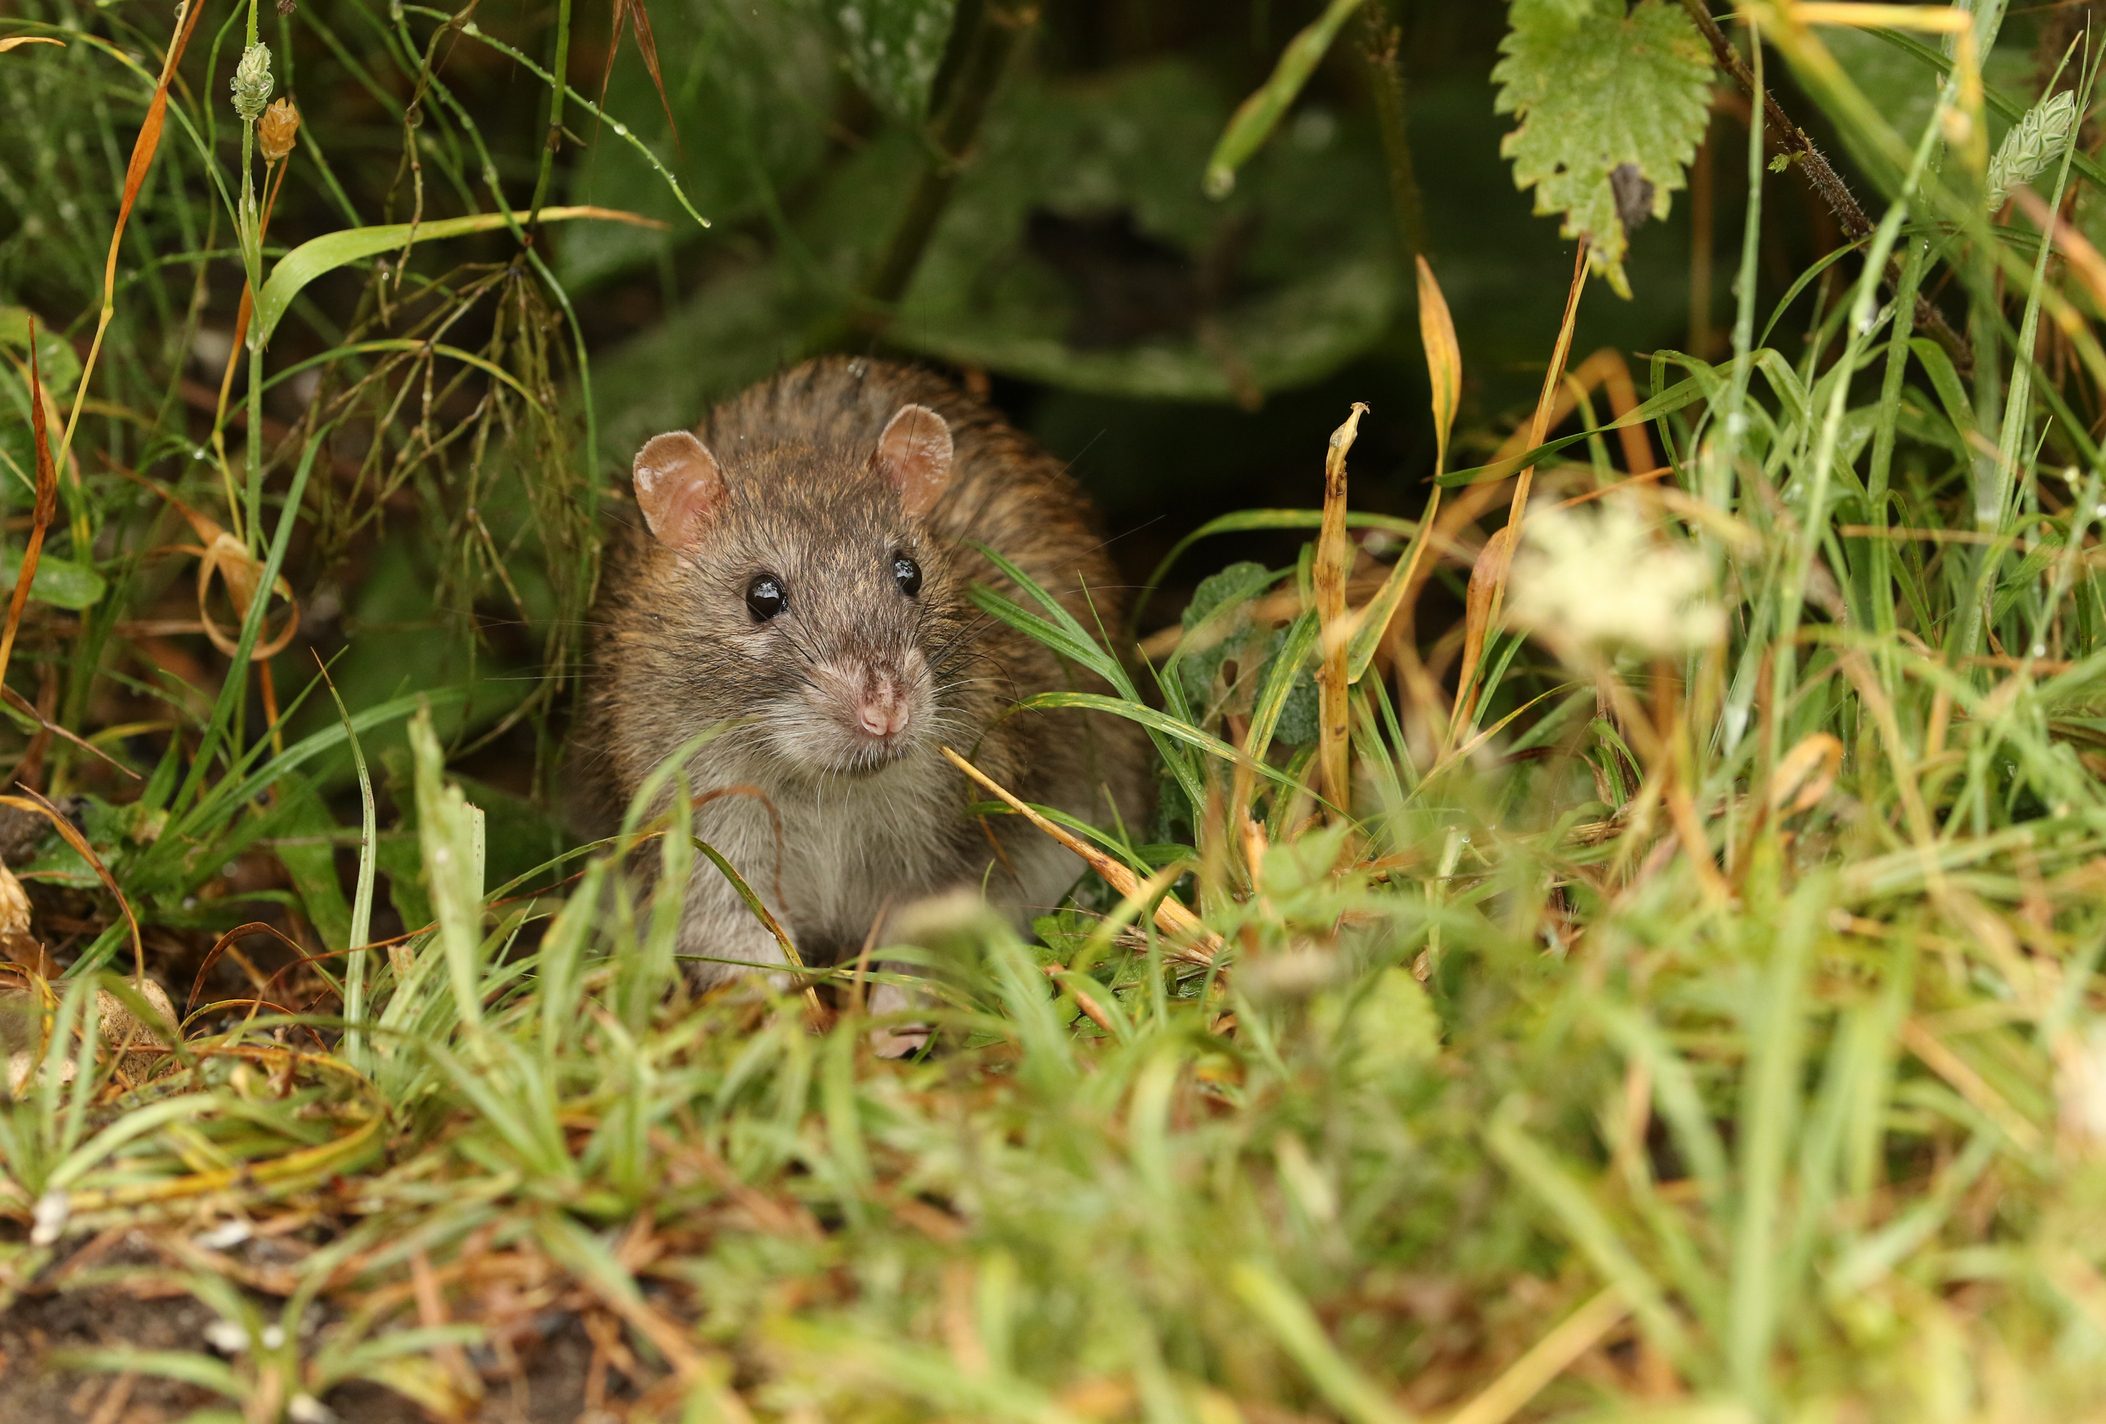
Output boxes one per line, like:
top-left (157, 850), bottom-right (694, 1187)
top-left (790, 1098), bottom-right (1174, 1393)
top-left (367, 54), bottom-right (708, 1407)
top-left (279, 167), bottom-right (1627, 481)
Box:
top-left (5, 4), bottom-right (2106, 1424)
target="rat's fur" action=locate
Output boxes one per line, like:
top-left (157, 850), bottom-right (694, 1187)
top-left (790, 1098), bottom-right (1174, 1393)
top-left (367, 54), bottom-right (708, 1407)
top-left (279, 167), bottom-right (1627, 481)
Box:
top-left (586, 358), bottom-right (1149, 989)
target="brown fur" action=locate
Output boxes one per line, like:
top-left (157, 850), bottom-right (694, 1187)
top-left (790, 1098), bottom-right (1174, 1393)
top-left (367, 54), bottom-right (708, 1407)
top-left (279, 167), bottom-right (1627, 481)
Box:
top-left (582, 357), bottom-right (1150, 981)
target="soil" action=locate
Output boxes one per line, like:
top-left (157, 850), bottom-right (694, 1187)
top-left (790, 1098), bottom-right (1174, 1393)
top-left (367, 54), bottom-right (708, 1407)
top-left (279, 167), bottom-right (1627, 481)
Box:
top-left (0, 1238), bottom-right (643, 1424)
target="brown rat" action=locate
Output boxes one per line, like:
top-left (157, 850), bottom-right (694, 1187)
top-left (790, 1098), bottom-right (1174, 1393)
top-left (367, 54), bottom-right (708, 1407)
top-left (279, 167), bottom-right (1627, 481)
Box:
top-left (585, 357), bottom-right (1149, 1040)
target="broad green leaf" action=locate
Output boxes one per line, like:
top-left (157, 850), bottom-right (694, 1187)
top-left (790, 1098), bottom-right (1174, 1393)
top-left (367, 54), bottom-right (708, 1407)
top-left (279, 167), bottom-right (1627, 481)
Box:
top-left (891, 61), bottom-right (1402, 399)
top-left (832, 0), bottom-right (959, 122)
top-left (1312, 965), bottom-right (1440, 1087)
top-left (559, 0), bottom-right (833, 288)
top-left (1493, 0), bottom-right (1714, 297)
top-left (590, 261), bottom-right (833, 456)
top-left (0, 306), bottom-right (81, 399)
top-left (0, 551), bottom-right (104, 610)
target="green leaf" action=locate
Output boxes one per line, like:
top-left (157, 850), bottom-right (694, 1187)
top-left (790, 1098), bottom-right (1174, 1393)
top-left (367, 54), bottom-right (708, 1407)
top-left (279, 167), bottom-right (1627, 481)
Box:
top-left (832, 0), bottom-right (959, 122)
top-left (1229, 1261), bottom-right (1413, 1424)
top-left (1175, 561), bottom-right (1273, 704)
top-left (559, 0), bottom-right (833, 288)
top-left (1341, 966), bottom-right (1440, 1082)
top-left (0, 551), bottom-right (104, 610)
top-left (1258, 629), bottom-right (1321, 746)
top-left (1183, 561), bottom-right (1274, 631)
top-left (1493, 0), bottom-right (1714, 298)
top-left (890, 60), bottom-right (1403, 399)
top-left (590, 260), bottom-right (834, 456)
top-left (1203, 0), bottom-right (1365, 198)
top-left (254, 206), bottom-right (668, 348)
top-left (0, 306), bottom-right (81, 400)
top-left (409, 704), bottom-right (487, 1030)
top-left (269, 772), bottom-right (354, 956)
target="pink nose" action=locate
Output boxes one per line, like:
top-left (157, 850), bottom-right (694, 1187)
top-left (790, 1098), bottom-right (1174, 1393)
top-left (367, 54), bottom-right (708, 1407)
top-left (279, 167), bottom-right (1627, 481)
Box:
top-left (856, 679), bottom-right (909, 740)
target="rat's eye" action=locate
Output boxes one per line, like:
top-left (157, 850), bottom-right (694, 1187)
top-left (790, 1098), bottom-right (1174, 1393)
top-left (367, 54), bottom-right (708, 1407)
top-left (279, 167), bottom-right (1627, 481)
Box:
top-left (745, 574), bottom-right (787, 622)
top-left (892, 555), bottom-right (923, 597)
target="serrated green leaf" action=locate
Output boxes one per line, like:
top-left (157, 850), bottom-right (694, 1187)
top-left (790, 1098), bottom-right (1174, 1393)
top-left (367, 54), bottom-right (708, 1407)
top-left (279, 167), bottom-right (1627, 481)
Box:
top-left (1183, 561), bottom-right (1274, 632)
top-left (1493, 0), bottom-right (1714, 298)
top-left (833, 0), bottom-right (959, 122)
top-left (1175, 561), bottom-right (1273, 704)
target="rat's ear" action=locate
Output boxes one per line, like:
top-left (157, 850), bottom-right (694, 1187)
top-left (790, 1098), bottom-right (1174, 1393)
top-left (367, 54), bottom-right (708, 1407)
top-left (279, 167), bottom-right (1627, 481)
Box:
top-left (633, 430), bottom-right (725, 554)
top-left (872, 404), bottom-right (952, 518)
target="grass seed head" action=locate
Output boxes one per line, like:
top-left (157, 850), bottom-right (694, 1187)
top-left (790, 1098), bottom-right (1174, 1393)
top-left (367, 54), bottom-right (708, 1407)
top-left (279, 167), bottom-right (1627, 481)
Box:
top-left (258, 97), bottom-right (300, 162)
top-left (232, 43), bottom-right (273, 122)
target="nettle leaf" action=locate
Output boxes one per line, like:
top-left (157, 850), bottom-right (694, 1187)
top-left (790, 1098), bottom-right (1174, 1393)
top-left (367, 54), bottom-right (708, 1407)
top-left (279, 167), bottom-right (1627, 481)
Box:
top-left (1493, 0), bottom-right (1714, 298)
top-left (833, 0), bottom-right (959, 121)
top-left (1176, 561), bottom-right (1274, 707)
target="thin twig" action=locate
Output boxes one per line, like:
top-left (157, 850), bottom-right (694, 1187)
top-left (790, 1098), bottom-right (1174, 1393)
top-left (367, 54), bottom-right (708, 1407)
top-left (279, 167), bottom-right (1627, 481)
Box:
top-left (1680, 0), bottom-right (1975, 374)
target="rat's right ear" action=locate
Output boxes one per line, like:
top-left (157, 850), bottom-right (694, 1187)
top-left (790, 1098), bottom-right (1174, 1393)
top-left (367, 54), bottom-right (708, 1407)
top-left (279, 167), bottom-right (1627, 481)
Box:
top-left (632, 430), bottom-right (725, 554)
top-left (873, 404), bottom-right (953, 518)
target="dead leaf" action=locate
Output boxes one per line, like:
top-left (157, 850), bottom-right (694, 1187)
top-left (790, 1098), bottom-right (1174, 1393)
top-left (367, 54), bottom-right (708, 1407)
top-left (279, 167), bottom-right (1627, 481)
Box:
top-left (1768, 732), bottom-right (1843, 817)
top-left (1316, 403), bottom-right (1368, 819)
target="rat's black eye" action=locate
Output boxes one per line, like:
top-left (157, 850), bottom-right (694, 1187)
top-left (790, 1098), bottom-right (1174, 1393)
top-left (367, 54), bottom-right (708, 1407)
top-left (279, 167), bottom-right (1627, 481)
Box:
top-left (745, 574), bottom-right (787, 621)
top-left (892, 555), bottom-right (922, 597)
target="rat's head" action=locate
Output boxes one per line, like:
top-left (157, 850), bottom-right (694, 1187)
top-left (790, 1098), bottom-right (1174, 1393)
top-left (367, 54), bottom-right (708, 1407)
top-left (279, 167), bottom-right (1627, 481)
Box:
top-left (631, 404), bottom-right (965, 779)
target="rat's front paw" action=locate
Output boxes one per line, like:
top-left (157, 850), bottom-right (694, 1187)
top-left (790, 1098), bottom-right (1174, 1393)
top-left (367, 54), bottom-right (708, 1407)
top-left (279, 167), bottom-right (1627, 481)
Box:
top-left (866, 979), bottom-right (932, 1059)
top-left (869, 1021), bottom-right (932, 1059)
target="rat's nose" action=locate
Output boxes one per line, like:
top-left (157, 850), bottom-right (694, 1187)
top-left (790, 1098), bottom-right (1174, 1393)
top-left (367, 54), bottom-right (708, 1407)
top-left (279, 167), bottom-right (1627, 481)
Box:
top-left (856, 675), bottom-right (910, 740)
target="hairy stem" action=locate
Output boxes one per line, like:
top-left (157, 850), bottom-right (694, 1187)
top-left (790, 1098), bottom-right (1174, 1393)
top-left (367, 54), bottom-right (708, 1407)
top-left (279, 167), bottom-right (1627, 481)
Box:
top-left (1680, 0), bottom-right (1975, 375)
top-left (1358, 1), bottom-right (1430, 262)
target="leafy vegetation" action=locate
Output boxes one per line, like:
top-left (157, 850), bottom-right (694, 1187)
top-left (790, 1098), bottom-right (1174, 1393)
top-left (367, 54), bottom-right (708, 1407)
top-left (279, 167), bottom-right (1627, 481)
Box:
top-left (5, 1), bottom-right (2106, 1421)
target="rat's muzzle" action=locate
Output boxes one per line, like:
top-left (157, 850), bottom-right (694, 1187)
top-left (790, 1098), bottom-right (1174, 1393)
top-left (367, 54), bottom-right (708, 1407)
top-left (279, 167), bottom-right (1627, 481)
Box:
top-left (855, 671), bottom-right (912, 742)
top-left (788, 650), bottom-right (930, 773)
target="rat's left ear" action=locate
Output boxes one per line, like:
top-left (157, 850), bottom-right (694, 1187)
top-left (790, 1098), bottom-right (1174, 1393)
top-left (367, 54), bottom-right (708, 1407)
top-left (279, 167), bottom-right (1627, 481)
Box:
top-left (872, 404), bottom-right (952, 518)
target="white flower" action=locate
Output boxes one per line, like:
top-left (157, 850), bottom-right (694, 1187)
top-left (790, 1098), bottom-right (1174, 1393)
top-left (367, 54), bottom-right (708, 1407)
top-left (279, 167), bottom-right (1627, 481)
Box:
top-left (30, 1189), bottom-right (68, 1245)
top-left (195, 1218), bottom-right (253, 1251)
top-left (204, 1319), bottom-right (248, 1355)
top-left (1506, 495), bottom-right (1725, 657)
top-left (2058, 1025), bottom-right (2106, 1151)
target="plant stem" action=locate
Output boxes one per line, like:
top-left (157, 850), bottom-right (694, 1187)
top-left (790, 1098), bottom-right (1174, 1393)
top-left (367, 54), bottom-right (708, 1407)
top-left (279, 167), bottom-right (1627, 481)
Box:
top-left (1358, 1), bottom-right (1429, 262)
top-left (526, 0), bottom-right (572, 225)
top-left (858, 0), bottom-right (1036, 324)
